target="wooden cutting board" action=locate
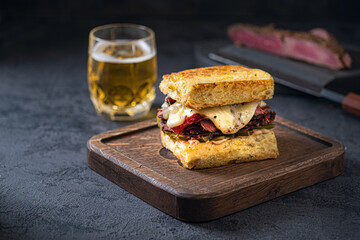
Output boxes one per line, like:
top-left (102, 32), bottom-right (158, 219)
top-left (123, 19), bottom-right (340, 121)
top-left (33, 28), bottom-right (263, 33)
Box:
top-left (87, 117), bottom-right (344, 222)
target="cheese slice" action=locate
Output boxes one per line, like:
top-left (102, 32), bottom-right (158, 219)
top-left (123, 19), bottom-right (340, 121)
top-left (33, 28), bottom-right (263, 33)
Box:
top-left (164, 103), bottom-right (196, 128)
top-left (162, 101), bottom-right (263, 134)
top-left (197, 101), bottom-right (260, 134)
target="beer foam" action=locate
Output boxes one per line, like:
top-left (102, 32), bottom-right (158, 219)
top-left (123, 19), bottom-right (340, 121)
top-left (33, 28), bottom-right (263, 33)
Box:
top-left (91, 40), bottom-right (155, 63)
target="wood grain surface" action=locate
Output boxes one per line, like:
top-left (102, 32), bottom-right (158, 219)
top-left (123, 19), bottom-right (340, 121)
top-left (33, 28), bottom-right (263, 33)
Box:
top-left (87, 117), bottom-right (345, 222)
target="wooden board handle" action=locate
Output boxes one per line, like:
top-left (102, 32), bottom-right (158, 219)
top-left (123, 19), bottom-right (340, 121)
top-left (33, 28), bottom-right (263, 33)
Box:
top-left (342, 92), bottom-right (360, 116)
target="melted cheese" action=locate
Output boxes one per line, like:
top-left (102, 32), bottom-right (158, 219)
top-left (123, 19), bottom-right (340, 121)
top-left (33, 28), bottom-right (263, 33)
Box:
top-left (162, 101), bottom-right (262, 134)
top-left (259, 100), bottom-right (266, 108)
top-left (165, 103), bottom-right (196, 128)
top-left (197, 101), bottom-right (260, 134)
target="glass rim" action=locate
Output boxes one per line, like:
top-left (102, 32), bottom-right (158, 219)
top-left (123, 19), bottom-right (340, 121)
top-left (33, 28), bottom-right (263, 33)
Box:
top-left (89, 23), bottom-right (155, 44)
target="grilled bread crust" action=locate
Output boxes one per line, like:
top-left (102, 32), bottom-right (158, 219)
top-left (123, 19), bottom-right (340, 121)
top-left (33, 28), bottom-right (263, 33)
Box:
top-left (160, 129), bottom-right (279, 169)
top-left (159, 65), bottom-right (274, 110)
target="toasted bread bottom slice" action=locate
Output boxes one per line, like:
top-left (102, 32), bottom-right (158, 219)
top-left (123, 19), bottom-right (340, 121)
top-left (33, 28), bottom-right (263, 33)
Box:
top-left (160, 129), bottom-right (279, 169)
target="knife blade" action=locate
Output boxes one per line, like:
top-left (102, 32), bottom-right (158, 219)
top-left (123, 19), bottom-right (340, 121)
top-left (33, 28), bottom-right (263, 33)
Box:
top-left (208, 51), bottom-right (360, 116)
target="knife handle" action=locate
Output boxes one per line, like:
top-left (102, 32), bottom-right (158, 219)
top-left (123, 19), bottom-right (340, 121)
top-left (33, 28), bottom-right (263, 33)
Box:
top-left (342, 92), bottom-right (360, 116)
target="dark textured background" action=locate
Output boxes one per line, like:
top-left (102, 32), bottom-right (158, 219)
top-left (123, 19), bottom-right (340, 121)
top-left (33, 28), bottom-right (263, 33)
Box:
top-left (2, 0), bottom-right (360, 20)
top-left (1, 0), bottom-right (360, 239)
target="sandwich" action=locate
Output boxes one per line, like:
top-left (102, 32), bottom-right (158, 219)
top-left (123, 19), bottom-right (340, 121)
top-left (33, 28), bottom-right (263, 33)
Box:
top-left (157, 65), bottom-right (279, 169)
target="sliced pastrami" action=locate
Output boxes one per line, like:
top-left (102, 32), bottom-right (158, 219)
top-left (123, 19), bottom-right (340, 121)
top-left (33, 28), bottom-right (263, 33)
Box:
top-left (254, 105), bottom-right (266, 115)
top-left (200, 119), bottom-right (217, 133)
top-left (172, 114), bottom-right (204, 135)
top-left (157, 105), bottom-right (276, 138)
top-left (165, 96), bottom-right (176, 105)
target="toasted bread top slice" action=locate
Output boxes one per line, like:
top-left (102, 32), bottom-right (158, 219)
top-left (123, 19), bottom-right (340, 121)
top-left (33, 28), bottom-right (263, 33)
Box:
top-left (160, 65), bottom-right (274, 109)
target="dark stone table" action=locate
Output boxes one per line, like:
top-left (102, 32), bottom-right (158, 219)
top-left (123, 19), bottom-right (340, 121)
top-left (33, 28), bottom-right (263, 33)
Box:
top-left (1, 19), bottom-right (360, 239)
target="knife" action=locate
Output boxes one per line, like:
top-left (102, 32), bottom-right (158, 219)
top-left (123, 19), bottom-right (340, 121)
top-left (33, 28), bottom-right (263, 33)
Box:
top-left (207, 48), bottom-right (360, 117)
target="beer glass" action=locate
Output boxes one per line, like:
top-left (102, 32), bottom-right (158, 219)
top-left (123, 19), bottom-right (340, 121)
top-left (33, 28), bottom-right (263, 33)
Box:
top-left (88, 24), bottom-right (157, 120)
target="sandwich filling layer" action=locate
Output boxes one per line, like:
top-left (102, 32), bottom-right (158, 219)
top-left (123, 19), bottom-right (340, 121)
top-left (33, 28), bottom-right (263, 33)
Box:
top-left (157, 97), bottom-right (275, 141)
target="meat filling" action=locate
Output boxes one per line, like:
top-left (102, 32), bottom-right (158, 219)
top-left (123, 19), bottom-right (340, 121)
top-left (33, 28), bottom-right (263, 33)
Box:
top-left (157, 98), bottom-right (276, 138)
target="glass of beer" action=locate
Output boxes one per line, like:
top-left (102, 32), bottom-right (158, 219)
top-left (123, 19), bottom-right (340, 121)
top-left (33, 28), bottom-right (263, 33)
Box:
top-left (88, 24), bottom-right (157, 121)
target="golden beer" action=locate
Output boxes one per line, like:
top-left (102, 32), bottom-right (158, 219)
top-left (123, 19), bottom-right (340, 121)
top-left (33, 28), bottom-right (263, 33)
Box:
top-left (88, 24), bottom-right (157, 120)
